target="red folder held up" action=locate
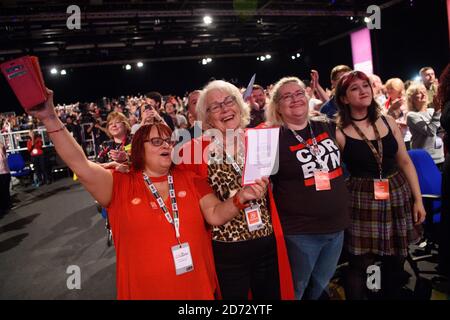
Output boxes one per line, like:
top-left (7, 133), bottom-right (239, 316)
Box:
top-left (1, 55), bottom-right (48, 111)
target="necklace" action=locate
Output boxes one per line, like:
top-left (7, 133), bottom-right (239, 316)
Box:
top-left (146, 174), bottom-right (168, 183)
top-left (350, 113), bottom-right (369, 121)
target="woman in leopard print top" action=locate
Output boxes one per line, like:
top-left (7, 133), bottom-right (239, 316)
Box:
top-left (179, 80), bottom-right (294, 300)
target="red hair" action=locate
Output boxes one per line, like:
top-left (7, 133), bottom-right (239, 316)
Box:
top-left (130, 123), bottom-right (173, 171)
top-left (335, 70), bottom-right (381, 128)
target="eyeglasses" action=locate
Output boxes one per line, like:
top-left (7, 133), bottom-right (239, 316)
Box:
top-left (207, 95), bottom-right (236, 113)
top-left (144, 137), bottom-right (176, 147)
top-left (280, 90), bottom-right (306, 103)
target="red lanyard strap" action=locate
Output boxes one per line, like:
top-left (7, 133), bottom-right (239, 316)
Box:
top-left (350, 120), bottom-right (384, 179)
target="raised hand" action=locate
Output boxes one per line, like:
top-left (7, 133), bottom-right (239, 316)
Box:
top-left (109, 149), bottom-right (128, 162)
top-left (28, 88), bottom-right (58, 123)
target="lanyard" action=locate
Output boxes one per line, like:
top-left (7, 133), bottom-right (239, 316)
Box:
top-left (115, 137), bottom-right (126, 150)
top-left (211, 139), bottom-right (259, 207)
top-left (289, 122), bottom-right (326, 169)
top-left (212, 139), bottom-right (244, 175)
top-left (350, 121), bottom-right (384, 179)
top-left (143, 172), bottom-right (181, 244)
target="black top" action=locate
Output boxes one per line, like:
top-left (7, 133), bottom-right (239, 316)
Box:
top-left (271, 119), bottom-right (350, 235)
top-left (96, 135), bottom-right (132, 164)
top-left (342, 116), bottom-right (398, 178)
top-left (441, 101), bottom-right (450, 147)
top-left (247, 108), bottom-right (266, 128)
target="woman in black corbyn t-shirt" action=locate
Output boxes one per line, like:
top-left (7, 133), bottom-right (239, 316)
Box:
top-left (265, 76), bottom-right (350, 300)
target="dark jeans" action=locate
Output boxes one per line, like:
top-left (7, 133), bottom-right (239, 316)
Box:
top-left (212, 234), bottom-right (280, 300)
top-left (344, 253), bottom-right (406, 300)
top-left (0, 173), bottom-right (11, 214)
top-left (32, 154), bottom-right (50, 184)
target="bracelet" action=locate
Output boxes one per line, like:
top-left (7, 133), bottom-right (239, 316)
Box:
top-left (47, 125), bottom-right (66, 134)
top-left (232, 193), bottom-right (250, 210)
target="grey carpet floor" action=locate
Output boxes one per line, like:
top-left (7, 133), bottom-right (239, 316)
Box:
top-left (0, 177), bottom-right (116, 300)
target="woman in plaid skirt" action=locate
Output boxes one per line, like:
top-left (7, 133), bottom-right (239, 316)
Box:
top-left (334, 71), bottom-right (426, 299)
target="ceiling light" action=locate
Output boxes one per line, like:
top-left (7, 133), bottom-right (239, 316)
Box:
top-left (206, 57), bottom-right (212, 63)
top-left (364, 17), bottom-right (371, 23)
top-left (50, 68), bottom-right (58, 74)
top-left (202, 59), bottom-right (207, 65)
top-left (296, 53), bottom-right (301, 58)
top-left (265, 54), bottom-right (271, 59)
top-left (203, 16), bottom-right (213, 25)
top-left (291, 56), bottom-right (296, 60)
top-left (260, 56), bottom-right (266, 61)
top-left (60, 69), bottom-right (66, 75)
top-left (125, 64), bottom-right (131, 70)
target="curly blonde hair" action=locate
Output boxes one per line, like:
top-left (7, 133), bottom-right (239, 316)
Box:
top-left (405, 82), bottom-right (428, 112)
top-left (196, 80), bottom-right (250, 129)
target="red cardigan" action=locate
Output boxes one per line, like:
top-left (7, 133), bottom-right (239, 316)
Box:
top-left (177, 136), bottom-right (295, 300)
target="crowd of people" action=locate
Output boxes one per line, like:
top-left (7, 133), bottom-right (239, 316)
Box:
top-left (1, 62), bottom-right (449, 301)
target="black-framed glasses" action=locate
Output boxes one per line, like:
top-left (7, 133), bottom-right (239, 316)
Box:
top-left (280, 90), bottom-right (306, 103)
top-left (144, 137), bottom-right (176, 147)
top-left (207, 95), bottom-right (236, 113)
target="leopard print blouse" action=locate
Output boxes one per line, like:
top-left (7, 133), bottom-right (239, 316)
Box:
top-left (207, 147), bottom-right (273, 242)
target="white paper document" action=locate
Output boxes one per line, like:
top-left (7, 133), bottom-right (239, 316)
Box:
top-left (242, 127), bottom-right (280, 185)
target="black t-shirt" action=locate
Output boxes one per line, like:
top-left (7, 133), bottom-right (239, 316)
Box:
top-left (96, 135), bottom-right (132, 164)
top-left (271, 119), bottom-right (350, 234)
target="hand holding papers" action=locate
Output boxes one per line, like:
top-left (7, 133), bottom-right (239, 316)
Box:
top-left (1, 56), bottom-right (48, 111)
top-left (242, 127), bottom-right (280, 186)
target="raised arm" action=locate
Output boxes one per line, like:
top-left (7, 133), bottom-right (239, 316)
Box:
top-left (30, 89), bottom-right (113, 207)
top-left (311, 70), bottom-right (330, 102)
top-left (199, 177), bottom-right (269, 226)
top-left (406, 110), bottom-right (441, 136)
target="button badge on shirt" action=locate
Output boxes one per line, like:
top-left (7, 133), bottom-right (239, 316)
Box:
top-left (131, 197), bottom-right (142, 205)
top-left (150, 201), bottom-right (158, 209)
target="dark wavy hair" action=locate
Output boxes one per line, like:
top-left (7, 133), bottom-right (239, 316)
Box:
top-left (335, 70), bottom-right (381, 129)
top-left (130, 123), bottom-right (173, 171)
top-left (436, 63), bottom-right (450, 110)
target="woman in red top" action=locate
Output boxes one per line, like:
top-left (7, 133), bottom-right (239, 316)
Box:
top-left (30, 88), bottom-right (268, 300)
top-left (27, 130), bottom-right (50, 186)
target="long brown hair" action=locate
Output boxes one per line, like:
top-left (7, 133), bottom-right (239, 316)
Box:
top-left (335, 71), bottom-right (381, 128)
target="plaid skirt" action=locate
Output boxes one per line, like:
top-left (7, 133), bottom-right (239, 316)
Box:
top-left (345, 171), bottom-right (422, 257)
